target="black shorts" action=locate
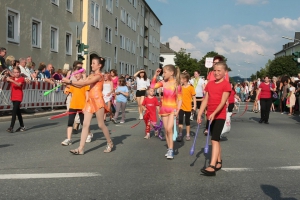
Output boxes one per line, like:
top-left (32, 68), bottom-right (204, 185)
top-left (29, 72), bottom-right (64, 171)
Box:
top-left (228, 103), bottom-right (234, 112)
top-left (136, 90), bottom-right (146, 97)
top-left (178, 109), bottom-right (191, 126)
top-left (195, 97), bottom-right (203, 109)
top-left (208, 119), bottom-right (225, 141)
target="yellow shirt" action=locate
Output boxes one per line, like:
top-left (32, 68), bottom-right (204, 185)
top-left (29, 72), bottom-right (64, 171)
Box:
top-left (69, 85), bottom-right (89, 109)
top-left (181, 85), bottom-right (196, 111)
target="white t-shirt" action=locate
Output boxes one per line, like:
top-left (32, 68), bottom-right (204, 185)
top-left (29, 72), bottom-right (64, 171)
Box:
top-left (190, 77), bottom-right (205, 97)
top-left (20, 66), bottom-right (32, 80)
top-left (136, 77), bottom-right (150, 90)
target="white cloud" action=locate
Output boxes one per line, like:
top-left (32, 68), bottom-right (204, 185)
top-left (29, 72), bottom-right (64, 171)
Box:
top-left (164, 16), bottom-right (300, 76)
top-left (167, 36), bottom-right (195, 51)
top-left (157, 0), bottom-right (168, 3)
top-left (236, 0), bottom-right (269, 5)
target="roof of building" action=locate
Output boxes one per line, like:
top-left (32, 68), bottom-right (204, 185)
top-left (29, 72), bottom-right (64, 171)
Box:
top-left (274, 32), bottom-right (300, 56)
top-left (160, 43), bottom-right (176, 54)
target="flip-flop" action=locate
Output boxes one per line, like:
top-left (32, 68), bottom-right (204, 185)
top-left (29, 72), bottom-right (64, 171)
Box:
top-left (70, 149), bottom-right (84, 155)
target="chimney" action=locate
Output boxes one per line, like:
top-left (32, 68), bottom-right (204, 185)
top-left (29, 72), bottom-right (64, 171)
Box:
top-left (166, 42), bottom-right (170, 48)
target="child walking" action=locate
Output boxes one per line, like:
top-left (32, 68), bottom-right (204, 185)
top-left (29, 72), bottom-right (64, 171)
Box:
top-left (151, 65), bottom-right (182, 160)
top-left (6, 66), bottom-right (26, 133)
top-left (176, 72), bottom-right (196, 141)
top-left (62, 56), bottom-right (113, 154)
top-left (197, 62), bottom-right (231, 176)
top-left (142, 88), bottom-right (160, 139)
top-left (112, 78), bottom-right (129, 124)
top-left (61, 69), bottom-right (92, 146)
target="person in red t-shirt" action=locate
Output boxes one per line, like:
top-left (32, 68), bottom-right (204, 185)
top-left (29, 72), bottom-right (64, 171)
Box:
top-left (197, 62), bottom-right (231, 176)
top-left (142, 88), bottom-right (160, 139)
top-left (6, 66), bottom-right (26, 133)
top-left (256, 76), bottom-right (275, 124)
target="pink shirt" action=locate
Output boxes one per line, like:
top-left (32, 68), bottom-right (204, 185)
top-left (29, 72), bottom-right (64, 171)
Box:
top-left (112, 76), bottom-right (118, 89)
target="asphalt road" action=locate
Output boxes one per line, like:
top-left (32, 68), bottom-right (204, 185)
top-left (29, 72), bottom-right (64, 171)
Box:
top-left (0, 102), bottom-right (299, 200)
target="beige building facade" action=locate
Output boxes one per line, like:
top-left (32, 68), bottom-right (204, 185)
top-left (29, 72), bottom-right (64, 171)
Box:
top-left (0, 0), bottom-right (80, 69)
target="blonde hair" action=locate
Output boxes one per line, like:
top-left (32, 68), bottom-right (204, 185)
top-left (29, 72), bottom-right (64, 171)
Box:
top-left (180, 72), bottom-right (190, 82)
top-left (5, 55), bottom-right (15, 66)
top-left (214, 61), bottom-right (229, 71)
top-left (164, 64), bottom-right (181, 86)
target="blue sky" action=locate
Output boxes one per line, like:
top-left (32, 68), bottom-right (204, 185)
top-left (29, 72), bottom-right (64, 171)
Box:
top-left (147, 0), bottom-right (300, 77)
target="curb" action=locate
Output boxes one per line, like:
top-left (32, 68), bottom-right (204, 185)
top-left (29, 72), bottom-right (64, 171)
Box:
top-left (0, 110), bottom-right (66, 122)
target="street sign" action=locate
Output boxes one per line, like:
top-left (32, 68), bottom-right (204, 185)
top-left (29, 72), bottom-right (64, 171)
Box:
top-left (205, 57), bottom-right (214, 68)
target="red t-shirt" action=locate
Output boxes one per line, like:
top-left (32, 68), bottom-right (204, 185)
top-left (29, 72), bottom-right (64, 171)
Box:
top-left (228, 89), bottom-right (236, 104)
top-left (11, 77), bottom-right (25, 102)
top-left (142, 96), bottom-right (159, 122)
top-left (259, 82), bottom-right (275, 99)
top-left (205, 80), bottom-right (231, 120)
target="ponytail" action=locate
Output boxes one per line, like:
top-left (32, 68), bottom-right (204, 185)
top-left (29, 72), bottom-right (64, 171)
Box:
top-left (175, 66), bottom-right (181, 86)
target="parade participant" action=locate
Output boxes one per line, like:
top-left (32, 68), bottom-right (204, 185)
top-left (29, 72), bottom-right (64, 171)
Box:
top-left (62, 56), bottom-right (113, 154)
top-left (134, 69), bottom-right (150, 120)
top-left (110, 69), bottom-right (118, 90)
top-left (6, 66), bottom-right (26, 133)
top-left (287, 86), bottom-right (296, 116)
top-left (151, 65), bottom-right (182, 160)
top-left (177, 72), bottom-right (196, 141)
top-left (256, 76), bottom-right (275, 124)
top-left (228, 83), bottom-right (236, 113)
top-left (112, 78), bottom-right (129, 124)
top-left (142, 88), bottom-right (160, 139)
top-left (102, 73), bottom-right (113, 121)
top-left (189, 70), bottom-right (205, 121)
top-left (197, 62), bottom-right (231, 176)
top-left (61, 69), bottom-right (91, 146)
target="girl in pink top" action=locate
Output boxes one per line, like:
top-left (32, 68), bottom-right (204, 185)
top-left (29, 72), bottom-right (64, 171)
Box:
top-left (151, 65), bottom-right (182, 159)
top-left (110, 69), bottom-right (119, 90)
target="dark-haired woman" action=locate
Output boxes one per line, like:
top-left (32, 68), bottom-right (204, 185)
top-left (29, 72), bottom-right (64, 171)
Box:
top-left (6, 66), bottom-right (26, 133)
top-left (256, 76), bottom-right (275, 124)
top-left (62, 56), bottom-right (113, 154)
top-left (134, 70), bottom-right (150, 120)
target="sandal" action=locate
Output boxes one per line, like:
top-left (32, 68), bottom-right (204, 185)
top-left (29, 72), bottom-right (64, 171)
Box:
top-left (104, 140), bottom-right (114, 153)
top-left (203, 129), bottom-right (208, 136)
top-left (70, 148), bottom-right (84, 155)
top-left (215, 160), bottom-right (222, 171)
top-left (201, 165), bottom-right (216, 176)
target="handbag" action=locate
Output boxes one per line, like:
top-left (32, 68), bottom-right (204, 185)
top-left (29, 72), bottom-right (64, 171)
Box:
top-left (270, 83), bottom-right (278, 100)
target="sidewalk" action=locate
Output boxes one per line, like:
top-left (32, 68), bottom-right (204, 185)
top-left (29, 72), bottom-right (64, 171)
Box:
top-left (0, 108), bottom-right (66, 122)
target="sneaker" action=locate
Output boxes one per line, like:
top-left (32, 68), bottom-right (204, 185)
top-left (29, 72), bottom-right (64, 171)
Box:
top-left (144, 134), bottom-right (150, 139)
top-left (167, 149), bottom-right (174, 159)
top-left (61, 139), bottom-right (72, 146)
top-left (190, 113), bottom-right (194, 121)
top-left (139, 114), bottom-right (143, 120)
top-left (6, 127), bottom-right (14, 133)
top-left (154, 131), bottom-right (158, 137)
top-left (112, 118), bottom-right (118, 124)
top-left (86, 133), bottom-right (93, 143)
top-left (120, 121), bottom-right (125, 124)
top-left (185, 135), bottom-right (191, 141)
top-left (176, 135), bottom-right (183, 142)
top-left (165, 149), bottom-right (169, 157)
top-left (15, 127), bottom-right (26, 132)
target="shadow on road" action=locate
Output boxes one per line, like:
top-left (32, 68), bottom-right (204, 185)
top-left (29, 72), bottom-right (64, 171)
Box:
top-left (249, 117), bottom-right (260, 122)
top-left (0, 144), bottom-right (13, 148)
top-left (190, 145), bottom-right (212, 170)
top-left (28, 122), bottom-right (59, 130)
top-left (260, 184), bottom-right (297, 200)
top-left (84, 134), bottom-right (131, 154)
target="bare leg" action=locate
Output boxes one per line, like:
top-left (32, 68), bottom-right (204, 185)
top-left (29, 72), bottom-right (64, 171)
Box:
top-left (178, 124), bottom-right (183, 134)
top-left (95, 108), bottom-right (113, 152)
top-left (206, 140), bottom-right (221, 172)
top-left (186, 125), bottom-right (190, 136)
top-left (162, 113), bottom-right (175, 149)
top-left (67, 127), bottom-right (72, 140)
top-left (75, 111), bottom-right (93, 152)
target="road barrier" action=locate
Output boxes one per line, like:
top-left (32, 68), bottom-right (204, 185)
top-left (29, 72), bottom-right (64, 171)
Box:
top-left (0, 81), bottom-right (67, 111)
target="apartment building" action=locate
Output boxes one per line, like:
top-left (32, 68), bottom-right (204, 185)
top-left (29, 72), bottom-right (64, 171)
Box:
top-left (0, 0), bottom-right (80, 69)
top-left (275, 32), bottom-right (300, 58)
top-left (98, 0), bottom-right (162, 77)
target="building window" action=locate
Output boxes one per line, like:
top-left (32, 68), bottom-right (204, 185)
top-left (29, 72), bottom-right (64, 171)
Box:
top-left (116, 0), bottom-right (119, 7)
top-left (115, 18), bottom-right (118, 35)
top-left (50, 26), bottom-right (58, 52)
top-left (66, 32), bottom-right (72, 55)
top-left (105, 26), bottom-right (112, 44)
top-left (121, 8), bottom-right (126, 23)
top-left (127, 14), bottom-right (131, 27)
top-left (51, 0), bottom-right (59, 6)
top-left (132, 18), bottom-right (136, 31)
top-left (66, 0), bottom-right (73, 12)
top-left (91, 2), bottom-right (100, 28)
top-left (105, 57), bottom-right (112, 72)
top-left (7, 8), bottom-right (20, 43)
top-left (106, 0), bottom-right (113, 13)
top-left (120, 35), bottom-right (125, 49)
top-left (132, 41), bottom-right (136, 54)
top-left (141, 5), bottom-right (144, 17)
top-left (114, 46), bottom-right (117, 63)
top-left (133, 0), bottom-right (137, 8)
top-left (32, 19), bottom-right (42, 48)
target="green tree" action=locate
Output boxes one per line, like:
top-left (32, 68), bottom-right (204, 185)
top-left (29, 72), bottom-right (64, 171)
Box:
top-left (174, 48), bottom-right (198, 75)
top-left (268, 55), bottom-right (299, 77)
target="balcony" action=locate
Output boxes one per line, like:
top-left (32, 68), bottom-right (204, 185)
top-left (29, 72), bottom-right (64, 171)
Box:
top-left (145, 18), bottom-right (149, 28)
top-left (144, 38), bottom-right (148, 48)
top-left (144, 57), bottom-right (148, 66)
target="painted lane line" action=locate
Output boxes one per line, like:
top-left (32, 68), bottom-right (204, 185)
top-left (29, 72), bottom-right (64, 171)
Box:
top-left (0, 173), bottom-right (101, 180)
top-left (271, 166), bottom-right (300, 170)
top-left (222, 168), bottom-right (254, 172)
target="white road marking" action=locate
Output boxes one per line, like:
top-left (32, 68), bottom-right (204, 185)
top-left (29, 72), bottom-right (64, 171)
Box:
top-left (271, 166), bottom-right (300, 170)
top-left (222, 168), bottom-right (254, 172)
top-left (0, 173), bottom-right (101, 180)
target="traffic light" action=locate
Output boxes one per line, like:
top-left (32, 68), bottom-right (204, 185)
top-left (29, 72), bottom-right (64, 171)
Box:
top-left (292, 52), bottom-right (300, 63)
top-left (77, 40), bottom-right (89, 61)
